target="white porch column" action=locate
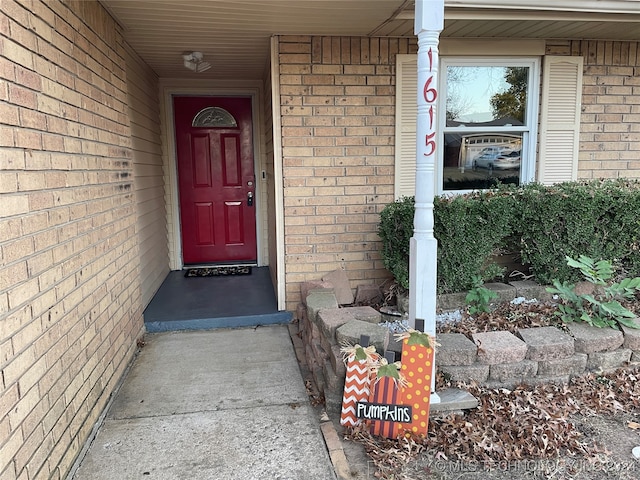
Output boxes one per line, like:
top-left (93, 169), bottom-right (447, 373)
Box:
top-left (409, 0), bottom-right (444, 403)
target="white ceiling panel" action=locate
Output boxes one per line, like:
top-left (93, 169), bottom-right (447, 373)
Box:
top-left (100, 0), bottom-right (640, 81)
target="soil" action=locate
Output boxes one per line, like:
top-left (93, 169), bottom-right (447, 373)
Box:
top-left (337, 296), bottom-right (640, 480)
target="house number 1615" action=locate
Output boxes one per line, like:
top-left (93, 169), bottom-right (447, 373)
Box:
top-left (423, 48), bottom-right (437, 157)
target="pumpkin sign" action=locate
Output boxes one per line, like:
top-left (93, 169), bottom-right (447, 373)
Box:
top-left (339, 326), bottom-right (437, 439)
top-left (366, 360), bottom-right (405, 438)
top-left (339, 344), bottom-right (379, 427)
top-left (396, 329), bottom-right (436, 436)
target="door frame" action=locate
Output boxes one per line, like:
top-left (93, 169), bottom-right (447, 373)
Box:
top-left (160, 83), bottom-right (265, 271)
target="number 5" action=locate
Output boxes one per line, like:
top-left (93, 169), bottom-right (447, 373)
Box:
top-left (424, 132), bottom-right (436, 157)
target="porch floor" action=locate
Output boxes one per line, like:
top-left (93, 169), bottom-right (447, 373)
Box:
top-left (143, 266), bottom-right (292, 332)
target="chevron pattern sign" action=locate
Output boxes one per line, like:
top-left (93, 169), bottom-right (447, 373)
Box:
top-left (339, 345), bottom-right (378, 427)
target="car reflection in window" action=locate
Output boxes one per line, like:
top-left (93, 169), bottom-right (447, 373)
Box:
top-left (473, 149), bottom-right (521, 172)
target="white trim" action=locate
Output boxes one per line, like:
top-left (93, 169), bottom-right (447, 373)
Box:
top-left (159, 80), bottom-right (264, 270)
top-left (270, 36), bottom-right (286, 311)
top-left (445, 0), bottom-right (640, 14)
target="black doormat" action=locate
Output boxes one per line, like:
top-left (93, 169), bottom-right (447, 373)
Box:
top-left (184, 265), bottom-right (251, 277)
top-left (184, 266), bottom-right (252, 277)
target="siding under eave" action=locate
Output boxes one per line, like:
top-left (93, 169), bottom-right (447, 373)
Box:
top-left (124, 43), bottom-right (169, 307)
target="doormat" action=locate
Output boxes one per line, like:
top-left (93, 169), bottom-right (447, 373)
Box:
top-left (184, 266), bottom-right (252, 277)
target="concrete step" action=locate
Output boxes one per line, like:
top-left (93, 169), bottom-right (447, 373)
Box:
top-left (144, 311), bottom-right (293, 332)
top-left (430, 388), bottom-right (479, 413)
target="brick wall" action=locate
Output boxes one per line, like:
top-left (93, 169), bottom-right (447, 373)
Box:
top-left (0, 1), bottom-right (144, 479)
top-left (280, 37), bottom-right (640, 310)
top-left (278, 36), bottom-right (416, 310)
top-left (549, 40), bottom-right (640, 180)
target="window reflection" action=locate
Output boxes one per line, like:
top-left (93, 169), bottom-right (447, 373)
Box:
top-left (443, 133), bottom-right (522, 190)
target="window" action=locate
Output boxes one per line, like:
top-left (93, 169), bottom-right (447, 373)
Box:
top-left (438, 59), bottom-right (539, 192)
top-left (395, 54), bottom-right (582, 199)
top-left (192, 107), bottom-right (237, 128)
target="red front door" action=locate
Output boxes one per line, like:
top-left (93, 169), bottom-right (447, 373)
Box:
top-left (174, 96), bottom-right (257, 265)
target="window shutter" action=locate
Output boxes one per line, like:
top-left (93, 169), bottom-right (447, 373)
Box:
top-left (538, 56), bottom-right (583, 185)
top-left (395, 55), bottom-right (417, 199)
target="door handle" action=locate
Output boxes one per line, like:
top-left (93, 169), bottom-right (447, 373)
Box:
top-left (247, 191), bottom-right (254, 207)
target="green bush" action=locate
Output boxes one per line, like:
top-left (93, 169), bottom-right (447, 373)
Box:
top-left (546, 255), bottom-right (640, 329)
top-left (378, 189), bottom-right (516, 294)
top-left (378, 179), bottom-right (640, 295)
top-left (434, 189), bottom-right (516, 293)
top-left (378, 196), bottom-right (415, 291)
top-left (517, 179), bottom-right (640, 285)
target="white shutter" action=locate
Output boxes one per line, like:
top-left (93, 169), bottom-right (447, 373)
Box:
top-left (538, 56), bottom-right (583, 185)
top-left (395, 55), bottom-right (417, 199)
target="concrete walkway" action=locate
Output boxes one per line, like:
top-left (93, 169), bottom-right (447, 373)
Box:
top-left (69, 326), bottom-right (337, 480)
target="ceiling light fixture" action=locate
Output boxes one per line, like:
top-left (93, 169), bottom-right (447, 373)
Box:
top-left (182, 51), bottom-right (212, 73)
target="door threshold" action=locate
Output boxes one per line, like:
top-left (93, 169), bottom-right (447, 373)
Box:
top-left (183, 262), bottom-right (258, 269)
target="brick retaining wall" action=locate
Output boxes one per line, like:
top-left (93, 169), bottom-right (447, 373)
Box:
top-left (297, 281), bottom-right (640, 417)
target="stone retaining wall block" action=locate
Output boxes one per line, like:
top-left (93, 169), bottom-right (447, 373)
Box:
top-left (587, 349), bottom-right (632, 372)
top-left (335, 319), bottom-right (389, 354)
top-left (439, 364), bottom-right (490, 384)
top-left (437, 333), bottom-right (478, 366)
top-left (306, 291), bottom-right (339, 323)
top-left (317, 308), bottom-right (354, 343)
top-left (567, 322), bottom-right (624, 353)
top-left (509, 280), bottom-right (554, 302)
top-left (537, 353), bottom-right (588, 377)
top-left (328, 344), bottom-right (347, 379)
top-left (483, 282), bottom-right (517, 305)
top-left (313, 364), bottom-right (326, 394)
top-left (437, 292), bottom-right (467, 312)
top-left (489, 360), bottom-right (538, 383)
top-left (518, 326), bottom-right (575, 361)
top-left (300, 281), bottom-right (334, 306)
top-left (472, 331), bottom-right (528, 364)
top-left (322, 361), bottom-right (345, 394)
top-left (312, 338), bottom-right (329, 363)
top-left (620, 318), bottom-right (640, 350)
top-left (343, 305), bottom-right (381, 323)
top-left (355, 284), bottom-right (383, 305)
top-left (324, 389), bottom-right (344, 418)
top-left (320, 332), bottom-right (333, 359)
top-left (322, 269), bottom-right (354, 305)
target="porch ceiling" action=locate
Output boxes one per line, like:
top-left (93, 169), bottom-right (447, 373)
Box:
top-left (100, 0), bottom-right (640, 81)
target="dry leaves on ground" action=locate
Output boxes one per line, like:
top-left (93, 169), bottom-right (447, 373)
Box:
top-left (345, 367), bottom-right (640, 479)
top-left (437, 301), bottom-right (564, 336)
top-left (437, 295), bottom-right (640, 338)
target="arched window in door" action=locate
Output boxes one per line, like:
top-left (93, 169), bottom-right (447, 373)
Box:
top-left (192, 107), bottom-right (237, 128)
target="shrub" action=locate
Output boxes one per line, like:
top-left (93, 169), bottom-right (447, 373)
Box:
top-left (434, 189), bottom-right (516, 293)
top-left (378, 179), bottom-right (640, 295)
top-left (378, 196), bottom-right (415, 292)
top-left (465, 275), bottom-right (499, 315)
top-left (547, 255), bottom-right (640, 329)
top-left (378, 189), bottom-right (516, 294)
top-left (518, 179), bottom-right (640, 285)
